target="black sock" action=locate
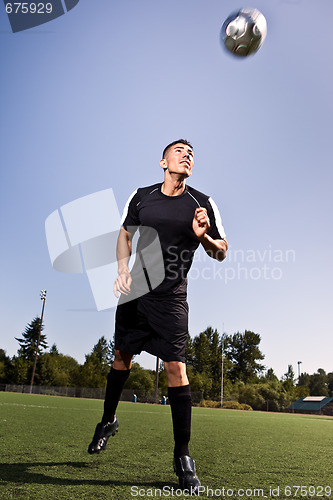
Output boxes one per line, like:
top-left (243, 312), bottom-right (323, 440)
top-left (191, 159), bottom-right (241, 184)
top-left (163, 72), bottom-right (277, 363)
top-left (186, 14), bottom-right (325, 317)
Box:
top-left (168, 384), bottom-right (192, 458)
top-left (102, 367), bottom-right (131, 424)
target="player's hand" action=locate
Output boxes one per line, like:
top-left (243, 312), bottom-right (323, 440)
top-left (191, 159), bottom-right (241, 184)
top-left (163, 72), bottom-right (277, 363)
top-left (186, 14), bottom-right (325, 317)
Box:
top-left (192, 207), bottom-right (210, 239)
top-left (114, 270), bottom-right (132, 298)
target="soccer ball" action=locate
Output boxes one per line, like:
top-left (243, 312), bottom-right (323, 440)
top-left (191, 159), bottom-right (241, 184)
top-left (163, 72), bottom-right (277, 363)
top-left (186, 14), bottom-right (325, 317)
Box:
top-left (221, 8), bottom-right (267, 57)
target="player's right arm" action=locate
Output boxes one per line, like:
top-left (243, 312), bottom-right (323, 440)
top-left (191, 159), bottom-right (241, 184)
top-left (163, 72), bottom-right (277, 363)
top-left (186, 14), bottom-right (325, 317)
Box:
top-left (113, 226), bottom-right (133, 297)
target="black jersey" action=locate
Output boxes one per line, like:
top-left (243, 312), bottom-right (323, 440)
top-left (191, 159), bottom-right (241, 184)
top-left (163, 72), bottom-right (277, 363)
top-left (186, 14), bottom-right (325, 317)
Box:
top-left (121, 183), bottom-right (226, 296)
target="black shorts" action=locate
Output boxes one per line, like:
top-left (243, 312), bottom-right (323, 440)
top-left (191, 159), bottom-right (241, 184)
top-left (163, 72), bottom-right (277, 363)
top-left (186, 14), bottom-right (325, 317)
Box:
top-left (114, 295), bottom-right (189, 362)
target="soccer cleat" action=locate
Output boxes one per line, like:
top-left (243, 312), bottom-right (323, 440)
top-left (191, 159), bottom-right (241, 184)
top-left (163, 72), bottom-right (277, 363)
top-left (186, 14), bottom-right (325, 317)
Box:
top-left (88, 417), bottom-right (119, 454)
top-left (173, 455), bottom-right (201, 495)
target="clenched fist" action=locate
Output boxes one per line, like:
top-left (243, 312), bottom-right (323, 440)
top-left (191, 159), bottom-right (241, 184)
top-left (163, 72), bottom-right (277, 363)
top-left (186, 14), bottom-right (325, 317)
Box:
top-left (192, 207), bottom-right (210, 239)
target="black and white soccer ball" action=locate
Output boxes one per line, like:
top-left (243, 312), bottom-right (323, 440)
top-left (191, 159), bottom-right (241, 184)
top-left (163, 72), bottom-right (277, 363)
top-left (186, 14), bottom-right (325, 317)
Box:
top-left (221, 8), bottom-right (267, 57)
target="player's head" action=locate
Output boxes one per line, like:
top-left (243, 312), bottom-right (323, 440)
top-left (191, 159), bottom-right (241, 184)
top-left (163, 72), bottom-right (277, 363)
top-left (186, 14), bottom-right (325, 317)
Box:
top-left (162, 139), bottom-right (193, 159)
top-left (160, 139), bottom-right (194, 179)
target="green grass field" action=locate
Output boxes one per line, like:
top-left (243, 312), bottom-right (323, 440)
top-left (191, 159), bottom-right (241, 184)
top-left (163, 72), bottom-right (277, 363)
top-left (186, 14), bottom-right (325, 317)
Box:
top-left (0, 392), bottom-right (332, 499)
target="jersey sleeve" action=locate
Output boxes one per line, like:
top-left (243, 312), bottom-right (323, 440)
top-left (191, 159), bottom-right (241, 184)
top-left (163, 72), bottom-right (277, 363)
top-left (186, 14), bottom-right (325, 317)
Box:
top-left (206, 197), bottom-right (226, 240)
top-left (120, 189), bottom-right (141, 230)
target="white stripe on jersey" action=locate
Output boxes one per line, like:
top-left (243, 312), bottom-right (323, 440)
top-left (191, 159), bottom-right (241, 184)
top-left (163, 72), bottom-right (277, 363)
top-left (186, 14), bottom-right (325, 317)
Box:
top-left (120, 189), bottom-right (138, 226)
top-left (208, 197), bottom-right (226, 239)
top-left (186, 190), bottom-right (201, 207)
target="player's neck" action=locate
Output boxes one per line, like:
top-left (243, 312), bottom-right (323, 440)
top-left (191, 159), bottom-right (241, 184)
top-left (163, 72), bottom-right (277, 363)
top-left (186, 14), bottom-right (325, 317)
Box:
top-left (161, 176), bottom-right (187, 197)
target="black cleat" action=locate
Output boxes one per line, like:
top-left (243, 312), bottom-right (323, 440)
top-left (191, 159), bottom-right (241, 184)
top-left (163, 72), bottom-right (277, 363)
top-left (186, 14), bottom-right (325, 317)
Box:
top-left (88, 417), bottom-right (119, 454)
top-left (173, 455), bottom-right (201, 495)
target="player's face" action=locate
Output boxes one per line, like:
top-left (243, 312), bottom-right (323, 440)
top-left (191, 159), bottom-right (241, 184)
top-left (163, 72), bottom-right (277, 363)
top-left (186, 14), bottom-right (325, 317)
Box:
top-left (161, 144), bottom-right (194, 178)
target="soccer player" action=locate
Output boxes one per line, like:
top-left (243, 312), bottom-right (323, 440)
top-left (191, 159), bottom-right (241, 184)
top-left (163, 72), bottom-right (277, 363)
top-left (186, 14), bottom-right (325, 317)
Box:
top-left (88, 139), bottom-right (228, 493)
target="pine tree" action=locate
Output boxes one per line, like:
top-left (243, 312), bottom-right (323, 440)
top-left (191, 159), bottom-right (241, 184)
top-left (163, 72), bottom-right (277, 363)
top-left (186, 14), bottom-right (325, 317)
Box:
top-left (15, 316), bottom-right (48, 362)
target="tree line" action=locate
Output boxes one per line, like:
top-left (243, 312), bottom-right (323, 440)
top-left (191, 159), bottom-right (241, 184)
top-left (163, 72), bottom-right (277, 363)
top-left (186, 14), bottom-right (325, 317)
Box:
top-left (0, 317), bottom-right (332, 411)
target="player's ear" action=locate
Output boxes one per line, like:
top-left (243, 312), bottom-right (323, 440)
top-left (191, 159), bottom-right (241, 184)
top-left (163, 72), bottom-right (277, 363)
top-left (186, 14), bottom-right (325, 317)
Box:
top-left (159, 159), bottom-right (167, 170)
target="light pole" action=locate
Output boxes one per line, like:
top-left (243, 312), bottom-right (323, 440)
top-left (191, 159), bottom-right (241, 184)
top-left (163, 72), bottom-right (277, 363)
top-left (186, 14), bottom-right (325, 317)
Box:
top-left (29, 290), bottom-right (47, 394)
top-left (297, 361), bottom-right (302, 381)
top-left (154, 356), bottom-right (160, 403)
top-left (220, 331), bottom-right (225, 408)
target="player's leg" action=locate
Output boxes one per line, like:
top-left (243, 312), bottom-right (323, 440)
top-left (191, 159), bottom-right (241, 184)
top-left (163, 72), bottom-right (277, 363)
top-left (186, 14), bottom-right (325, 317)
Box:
top-left (165, 361), bottom-right (191, 457)
top-left (88, 350), bottom-right (132, 454)
top-left (102, 350), bottom-right (132, 423)
top-left (164, 361), bottom-right (200, 493)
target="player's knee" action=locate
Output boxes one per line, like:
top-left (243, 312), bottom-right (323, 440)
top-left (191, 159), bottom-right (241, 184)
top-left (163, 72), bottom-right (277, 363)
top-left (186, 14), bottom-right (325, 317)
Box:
top-left (164, 361), bottom-right (187, 384)
top-left (113, 350), bottom-right (132, 370)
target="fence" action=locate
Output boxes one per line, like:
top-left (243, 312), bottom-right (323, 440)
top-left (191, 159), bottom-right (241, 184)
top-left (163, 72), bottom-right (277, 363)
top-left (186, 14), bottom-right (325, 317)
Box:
top-left (0, 384), bottom-right (204, 405)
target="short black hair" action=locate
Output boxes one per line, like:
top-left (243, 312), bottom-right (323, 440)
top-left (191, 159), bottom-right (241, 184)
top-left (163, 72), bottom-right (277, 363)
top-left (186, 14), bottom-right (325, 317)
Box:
top-left (162, 139), bottom-right (193, 159)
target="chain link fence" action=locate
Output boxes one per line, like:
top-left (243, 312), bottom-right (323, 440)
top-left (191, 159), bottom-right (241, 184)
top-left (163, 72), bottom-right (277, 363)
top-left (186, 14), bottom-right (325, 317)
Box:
top-left (0, 384), bottom-right (204, 405)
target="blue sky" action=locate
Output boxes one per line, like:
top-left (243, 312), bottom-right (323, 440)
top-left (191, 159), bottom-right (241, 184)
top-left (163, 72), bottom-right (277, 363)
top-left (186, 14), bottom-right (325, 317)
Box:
top-left (1, 0), bottom-right (332, 379)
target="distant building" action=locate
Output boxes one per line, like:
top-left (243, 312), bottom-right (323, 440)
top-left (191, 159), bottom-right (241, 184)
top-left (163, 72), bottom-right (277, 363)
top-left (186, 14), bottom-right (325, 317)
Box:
top-left (288, 396), bottom-right (333, 416)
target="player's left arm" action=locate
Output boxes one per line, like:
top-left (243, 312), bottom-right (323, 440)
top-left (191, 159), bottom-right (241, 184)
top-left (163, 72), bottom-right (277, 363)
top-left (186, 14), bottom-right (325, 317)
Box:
top-left (192, 207), bottom-right (228, 262)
